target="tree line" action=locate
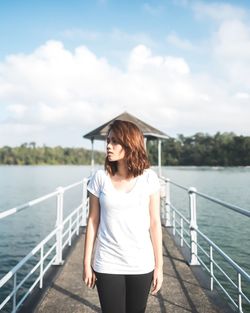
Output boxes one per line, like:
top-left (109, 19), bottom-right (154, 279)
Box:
top-left (147, 132), bottom-right (250, 166)
top-left (0, 142), bottom-right (105, 165)
top-left (1, 132), bottom-right (250, 166)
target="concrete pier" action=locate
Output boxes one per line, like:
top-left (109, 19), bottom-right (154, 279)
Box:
top-left (28, 227), bottom-right (232, 313)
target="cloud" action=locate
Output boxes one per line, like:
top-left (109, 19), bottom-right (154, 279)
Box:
top-left (234, 92), bottom-right (250, 100)
top-left (212, 19), bottom-right (250, 88)
top-left (1, 40), bottom-right (250, 147)
top-left (193, 2), bottom-right (246, 21)
top-left (128, 45), bottom-right (190, 76)
top-left (172, 0), bottom-right (190, 7)
top-left (213, 19), bottom-right (250, 59)
top-left (61, 28), bottom-right (155, 47)
top-left (6, 104), bottom-right (27, 118)
top-left (109, 29), bottom-right (155, 47)
top-left (143, 3), bottom-right (165, 16)
top-left (166, 32), bottom-right (195, 50)
top-left (62, 29), bottom-right (100, 41)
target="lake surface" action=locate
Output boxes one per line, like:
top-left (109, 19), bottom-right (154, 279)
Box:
top-left (0, 165), bottom-right (250, 312)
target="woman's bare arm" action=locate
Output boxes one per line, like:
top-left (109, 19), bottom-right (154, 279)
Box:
top-left (149, 191), bottom-right (163, 295)
top-left (83, 193), bottom-right (100, 288)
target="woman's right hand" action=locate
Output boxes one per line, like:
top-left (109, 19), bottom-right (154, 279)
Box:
top-left (83, 265), bottom-right (96, 289)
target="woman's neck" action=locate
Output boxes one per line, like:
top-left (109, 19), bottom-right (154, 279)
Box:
top-left (116, 160), bottom-right (129, 179)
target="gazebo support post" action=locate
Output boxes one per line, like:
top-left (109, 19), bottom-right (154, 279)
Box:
top-left (158, 139), bottom-right (162, 177)
top-left (83, 112), bottom-right (169, 174)
top-left (91, 139), bottom-right (95, 169)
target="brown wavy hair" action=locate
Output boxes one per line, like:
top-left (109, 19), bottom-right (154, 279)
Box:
top-left (105, 120), bottom-right (150, 177)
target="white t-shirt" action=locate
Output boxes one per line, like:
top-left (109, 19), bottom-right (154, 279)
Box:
top-left (87, 168), bottom-right (160, 274)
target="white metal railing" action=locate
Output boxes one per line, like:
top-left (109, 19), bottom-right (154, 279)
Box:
top-left (160, 177), bottom-right (250, 313)
top-left (0, 178), bottom-right (89, 313)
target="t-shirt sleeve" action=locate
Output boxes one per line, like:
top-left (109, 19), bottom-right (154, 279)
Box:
top-left (87, 170), bottom-right (103, 198)
top-left (147, 169), bottom-right (161, 195)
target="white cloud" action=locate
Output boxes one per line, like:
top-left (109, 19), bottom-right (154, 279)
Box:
top-left (193, 2), bottom-right (246, 21)
top-left (143, 3), bottom-right (165, 16)
top-left (110, 29), bottom-right (155, 47)
top-left (186, 2), bottom-right (250, 99)
top-left (7, 104), bottom-right (27, 118)
top-left (166, 32), bottom-right (194, 50)
top-left (1, 40), bottom-right (250, 147)
top-left (128, 45), bottom-right (190, 74)
top-left (234, 92), bottom-right (250, 100)
top-left (214, 19), bottom-right (250, 59)
top-left (61, 28), bottom-right (155, 48)
top-left (62, 29), bottom-right (100, 41)
top-left (212, 19), bottom-right (250, 88)
top-left (172, 0), bottom-right (190, 7)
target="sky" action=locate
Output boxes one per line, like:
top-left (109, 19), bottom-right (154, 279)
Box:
top-left (1, 0), bottom-right (250, 149)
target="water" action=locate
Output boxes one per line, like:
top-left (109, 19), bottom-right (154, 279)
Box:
top-left (0, 165), bottom-right (99, 312)
top-left (0, 165), bottom-right (93, 266)
top-left (0, 165), bottom-right (250, 312)
top-left (161, 166), bottom-right (250, 271)
top-left (161, 166), bottom-right (250, 312)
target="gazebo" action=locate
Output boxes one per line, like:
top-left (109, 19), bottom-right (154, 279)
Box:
top-left (83, 112), bottom-right (169, 175)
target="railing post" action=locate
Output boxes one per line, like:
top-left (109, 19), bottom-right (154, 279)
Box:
top-left (165, 178), bottom-right (171, 227)
top-left (172, 210), bottom-right (176, 235)
top-left (238, 273), bottom-right (243, 313)
top-left (12, 273), bottom-right (17, 313)
top-left (189, 187), bottom-right (199, 265)
top-left (54, 186), bottom-right (64, 265)
top-left (40, 245), bottom-right (44, 288)
top-left (210, 245), bottom-right (214, 291)
top-left (69, 217), bottom-right (72, 246)
top-left (158, 139), bottom-right (162, 177)
top-left (180, 218), bottom-right (183, 247)
top-left (160, 178), bottom-right (165, 224)
top-left (81, 178), bottom-right (88, 227)
top-left (77, 206), bottom-right (80, 235)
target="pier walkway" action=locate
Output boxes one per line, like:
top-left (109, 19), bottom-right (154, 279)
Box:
top-left (30, 227), bottom-right (227, 313)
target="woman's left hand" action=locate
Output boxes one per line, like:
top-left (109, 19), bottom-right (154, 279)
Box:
top-left (151, 267), bottom-right (163, 295)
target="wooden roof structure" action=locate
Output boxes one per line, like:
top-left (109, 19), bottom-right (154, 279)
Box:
top-left (83, 111), bottom-right (169, 175)
top-left (83, 111), bottom-right (169, 141)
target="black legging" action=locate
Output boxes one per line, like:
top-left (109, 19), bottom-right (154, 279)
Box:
top-left (94, 270), bottom-right (153, 313)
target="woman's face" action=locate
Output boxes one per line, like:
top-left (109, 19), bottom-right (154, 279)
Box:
top-left (106, 130), bottom-right (125, 162)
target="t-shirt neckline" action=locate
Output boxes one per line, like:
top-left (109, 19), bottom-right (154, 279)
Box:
top-left (106, 172), bottom-right (140, 194)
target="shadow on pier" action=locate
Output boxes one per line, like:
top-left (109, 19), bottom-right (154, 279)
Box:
top-left (21, 227), bottom-right (233, 313)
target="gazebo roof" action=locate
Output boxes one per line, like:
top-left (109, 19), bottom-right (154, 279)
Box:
top-left (83, 111), bottom-right (169, 141)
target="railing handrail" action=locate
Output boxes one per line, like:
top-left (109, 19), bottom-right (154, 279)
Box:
top-left (170, 203), bottom-right (189, 224)
top-left (0, 226), bottom-right (58, 288)
top-left (0, 177), bottom-right (88, 313)
top-left (194, 226), bottom-right (250, 282)
top-left (194, 190), bottom-right (250, 217)
top-left (162, 176), bottom-right (250, 312)
top-left (161, 177), bottom-right (250, 218)
top-left (0, 180), bottom-right (83, 221)
top-left (170, 204), bottom-right (250, 282)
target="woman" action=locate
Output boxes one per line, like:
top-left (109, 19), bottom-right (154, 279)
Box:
top-left (83, 120), bottom-right (163, 313)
